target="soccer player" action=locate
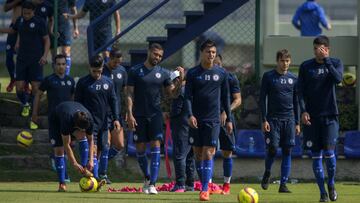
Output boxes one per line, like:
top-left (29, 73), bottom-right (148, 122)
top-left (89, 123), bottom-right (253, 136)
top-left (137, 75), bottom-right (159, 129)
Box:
top-left (259, 49), bottom-right (300, 193)
top-left (298, 36), bottom-right (343, 202)
top-left (169, 70), bottom-right (195, 193)
top-left (0, 1), bottom-right (50, 117)
top-left (185, 39), bottom-right (232, 201)
top-left (49, 101), bottom-right (94, 192)
top-left (3, 0), bottom-right (22, 92)
top-left (213, 54), bottom-right (242, 195)
top-left (126, 43), bottom-right (184, 194)
top-left (101, 48), bottom-right (127, 183)
top-left (64, 0), bottom-right (120, 61)
top-left (75, 55), bottom-right (120, 180)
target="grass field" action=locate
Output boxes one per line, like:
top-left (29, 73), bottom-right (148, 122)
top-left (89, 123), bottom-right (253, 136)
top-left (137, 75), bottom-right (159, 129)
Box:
top-left (0, 182), bottom-right (359, 203)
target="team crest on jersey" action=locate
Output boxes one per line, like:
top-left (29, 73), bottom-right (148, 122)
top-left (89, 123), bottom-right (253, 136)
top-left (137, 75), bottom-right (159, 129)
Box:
top-left (213, 74), bottom-right (219, 81)
top-left (67, 80), bottom-right (72, 86)
top-left (41, 7), bottom-right (46, 12)
top-left (288, 78), bottom-right (293, 84)
top-left (6, 45), bottom-right (10, 50)
top-left (266, 138), bottom-right (270, 144)
top-left (155, 73), bottom-right (161, 79)
top-left (133, 134), bottom-right (138, 141)
top-left (189, 137), bottom-right (194, 144)
top-left (103, 83), bottom-right (109, 90)
top-left (306, 141), bottom-right (313, 148)
top-left (30, 23), bottom-right (35, 28)
top-left (102, 0), bottom-right (107, 3)
top-left (50, 139), bottom-right (55, 145)
top-left (117, 73), bottom-right (122, 79)
top-left (61, 81), bottom-right (66, 86)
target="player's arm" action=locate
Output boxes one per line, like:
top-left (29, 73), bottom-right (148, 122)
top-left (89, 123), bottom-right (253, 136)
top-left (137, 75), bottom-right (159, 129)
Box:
top-left (324, 58), bottom-right (343, 84)
top-left (260, 73), bottom-right (271, 132)
top-left (0, 27), bottom-right (16, 34)
top-left (75, 79), bottom-right (85, 103)
top-left (40, 35), bottom-right (50, 65)
top-left (221, 73), bottom-right (233, 134)
top-left (297, 64), bottom-right (311, 125)
top-left (109, 83), bottom-right (121, 128)
top-left (31, 90), bottom-right (44, 124)
top-left (230, 75), bottom-right (242, 111)
top-left (126, 85), bottom-right (137, 130)
top-left (114, 10), bottom-right (121, 35)
top-left (68, 0), bottom-right (79, 38)
top-left (318, 7), bottom-right (331, 30)
top-left (65, 10), bottom-right (86, 20)
top-left (291, 8), bottom-right (301, 30)
top-left (293, 80), bottom-right (301, 135)
top-left (184, 71), bottom-right (197, 129)
top-left (85, 132), bottom-right (94, 169)
top-left (62, 134), bottom-right (83, 173)
top-left (4, 0), bottom-right (22, 12)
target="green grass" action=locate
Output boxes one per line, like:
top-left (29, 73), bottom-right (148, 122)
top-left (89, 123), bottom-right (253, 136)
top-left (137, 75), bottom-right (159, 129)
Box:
top-left (0, 182), bottom-right (359, 203)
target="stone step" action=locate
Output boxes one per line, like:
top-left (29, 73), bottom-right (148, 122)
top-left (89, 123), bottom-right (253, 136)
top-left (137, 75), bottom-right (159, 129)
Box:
top-left (0, 94), bottom-right (48, 116)
top-left (0, 155), bottom-right (51, 170)
top-left (0, 115), bottom-right (48, 129)
top-left (0, 143), bottom-right (52, 156)
top-left (0, 128), bottom-right (50, 143)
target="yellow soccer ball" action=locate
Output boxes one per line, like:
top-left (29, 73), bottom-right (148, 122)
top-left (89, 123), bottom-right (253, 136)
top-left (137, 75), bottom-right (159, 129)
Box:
top-left (16, 131), bottom-right (33, 147)
top-left (238, 187), bottom-right (259, 203)
top-left (79, 177), bottom-right (98, 192)
top-left (342, 72), bottom-right (356, 87)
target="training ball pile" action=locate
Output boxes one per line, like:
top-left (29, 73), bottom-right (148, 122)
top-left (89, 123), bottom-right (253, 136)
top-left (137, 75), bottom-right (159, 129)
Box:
top-left (79, 177), bottom-right (98, 192)
top-left (238, 187), bottom-right (259, 203)
top-left (342, 72), bottom-right (356, 87)
top-left (16, 131), bottom-right (33, 147)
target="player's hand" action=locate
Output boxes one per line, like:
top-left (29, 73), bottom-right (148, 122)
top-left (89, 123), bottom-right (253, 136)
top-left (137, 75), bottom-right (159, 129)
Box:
top-left (295, 124), bottom-right (301, 135)
top-left (176, 66), bottom-right (185, 81)
top-left (63, 13), bottom-right (69, 20)
top-left (73, 28), bottom-right (79, 39)
top-left (188, 116), bottom-right (198, 129)
top-left (319, 46), bottom-right (330, 59)
top-left (162, 112), bottom-right (170, 121)
top-left (39, 55), bottom-right (47, 65)
top-left (113, 120), bottom-right (121, 130)
top-left (73, 162), bottom-right (85, 174)
top-left (262, 121), bottom-right (271, 132)
top-left (127, 114), bottom-right (137, 131)
top-left (86, 160), bottom-right (94, 172)
top-left (220, 111), bottom-right (227, 126)
top-left (226, 121), bottom-right (233, 135)
top-left (14, 42), bottom-right (19, 52)
top-left (301, 112), bottom-right (311, 125)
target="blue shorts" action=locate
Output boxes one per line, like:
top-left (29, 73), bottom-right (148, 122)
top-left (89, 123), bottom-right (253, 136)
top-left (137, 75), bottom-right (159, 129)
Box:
top-left (57, 25), bottom-right (72, 47)
top-left (264, 118), bottom-right (296, 149)
top-left (303, 116), bottom-right (339, 151)
top-left (133, 114), bottom-right (163, 143)
top-left (15, 57), bottom-right (43, 81)
top-left (48, 113), bottom-right (65, 147)
top-left (189, 121), bottom-right (220, 147)
top-left (219, 116), bottom-right (236, 151)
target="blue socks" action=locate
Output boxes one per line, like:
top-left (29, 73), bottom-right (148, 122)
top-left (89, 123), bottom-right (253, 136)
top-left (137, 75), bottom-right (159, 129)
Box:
top-left (280, 153), bottom-right (291, 185)
top-left (223, 157), bottom-right (232, 179)
top-left (150, 147), bottom-right (161, 185)
top-left (78, 139), bottom-right (89, 166)
top-left (108, 147), bottom-right (120, 160)
top-left (98, 146), bottom-right (110, 176)
top-left (55, 155), bottom-right (65, 184)
top-left (195, 160), bottom-right (202, 182)
top-left (65, 56), bottom-right (71, 75)
top-left (324, 150), bottom-right (336, 186)
top-left (93, 155), bottom-right (99, 179)
top-left (201, 159), bottom-right (213, 192)
top-left (136, 151), bottom-right (149, 178)
top-left (312, 151), bottom-right (326, 194)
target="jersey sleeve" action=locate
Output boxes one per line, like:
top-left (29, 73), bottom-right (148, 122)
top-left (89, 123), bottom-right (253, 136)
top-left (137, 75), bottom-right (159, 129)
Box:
top-left (127, 68), bottom-right (135, 86)
top-left (122, 69), bottom-right (128, 87)
top-left (184, 70), bottom-right (194, 117)
top-left (220, 72), bottom-right (231, 122)
top-left (74, 78), bottom-right (85, 103)
top-left (230, 74), bottom-right (241, 94)
top-left (259, 72), bottom-right (269, 122)
top-left (39, 19), bottom-right (48, 37)
top-left (293, 77), bottom-right (300, 125)
top-left (297, 64), bottom-right (307, 114)
top-left (13, 17), bottom-right (22, 32)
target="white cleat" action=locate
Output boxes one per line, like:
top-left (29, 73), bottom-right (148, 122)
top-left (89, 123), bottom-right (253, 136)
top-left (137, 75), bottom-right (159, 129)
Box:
top-left (142, 180), bottom-right (150, 194)
top-left (148, 185), bottom-right (158, 195)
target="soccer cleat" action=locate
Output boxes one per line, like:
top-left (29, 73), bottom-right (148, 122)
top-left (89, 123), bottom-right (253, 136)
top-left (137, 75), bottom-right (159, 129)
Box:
top-left (320, 193), bottom-right (329, 202)
top-left (21, 104), bottom-right (30, 117)
top-left (185, 185), bottom-right (195, 192)
top-left (96, 179), bottom-right (106, 192)
top-left (148, 185), bottom-right (158, 194)
top-left (171, 184), bottom-right (185, 193)
top-left (64, 177), bottom-right (71, 183)
top-left (29, 121), bottom-right (38, 130)
top-left (261, 171), bottom-right (271, 190)
top-left (328, 185), bottom-right (337, 201)
top-left (58, 183), bottom-right (66, 192)
top-left (278, 184), bottom-right (291, 193)
top-left (99, 174), bottom-right (112, 184)
top-left (142, 179), bottom-right (150, 194)
top-left (6, 80), bottom-right (15, 92)
top-left (221, 183), bottom-right (231, 195)
top-left (199, 191), bottom-right (210, 201)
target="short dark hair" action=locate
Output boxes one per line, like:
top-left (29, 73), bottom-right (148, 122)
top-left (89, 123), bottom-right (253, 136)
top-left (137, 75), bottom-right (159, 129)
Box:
top-left (54, 54), bottom-right (66, 63)
top-left (200, 39), bottom-right (217, 52)
top-left (22, 1), bottom-right (36, 10)
top-left (73, 111), bottom-right (90, 130)
top-left (313, 35), bottom-right (330, 47)
top-left (110, 48), bottom-right (122, 58)
top-left (276, 49), bottom-right (291, 61)
top-left (89, 55), bottom-right (104, 68)
top-left (149, 43), bottom-right (163, 51)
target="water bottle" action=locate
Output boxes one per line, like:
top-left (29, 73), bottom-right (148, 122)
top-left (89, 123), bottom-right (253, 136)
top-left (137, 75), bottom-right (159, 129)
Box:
top-left (249, 136), bottom-right (255, 153)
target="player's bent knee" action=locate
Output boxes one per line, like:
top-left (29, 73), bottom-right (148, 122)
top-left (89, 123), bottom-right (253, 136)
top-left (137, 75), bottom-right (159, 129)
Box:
top-left (222, 150), bottom-right (232, 158)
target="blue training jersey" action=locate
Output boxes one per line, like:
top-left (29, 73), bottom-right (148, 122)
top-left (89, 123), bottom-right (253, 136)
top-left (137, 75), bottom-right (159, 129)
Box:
top-left (55, 101), bottom-right (94, 135)
top-left (298, 57), bottom-right (343, 117)
top-left (39, 73), bottom-right (75, 115)
top-left (75, 74), bottom-right (119, 132)
top-left (185, 64), bottom-right (231, 122)
top-left (127, 64), bottom-right (172, 117)
top-left (13, 16), bottom-right (48, 59)
top-left (82, 0), bottom-right (115, 32)
top-left (35, 1), bottom-right (53, 23)
top-left (47, 0), bottom-right (75, 30)
top-left (260, 69), bottom-right (299, 124)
